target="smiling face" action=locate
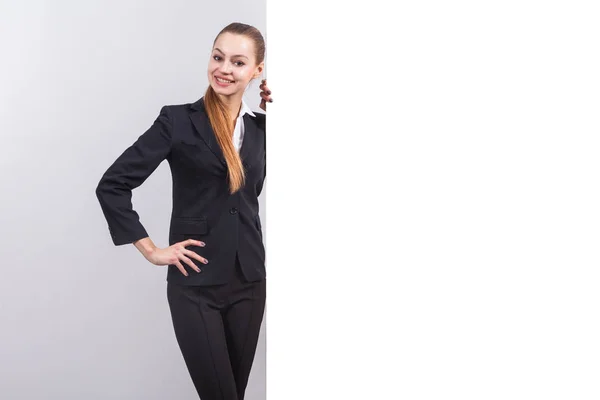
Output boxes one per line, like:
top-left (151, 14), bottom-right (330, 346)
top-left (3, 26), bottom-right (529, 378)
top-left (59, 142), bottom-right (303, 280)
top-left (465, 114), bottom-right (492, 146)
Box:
top-left (207, 32), bottom-right (264, 97)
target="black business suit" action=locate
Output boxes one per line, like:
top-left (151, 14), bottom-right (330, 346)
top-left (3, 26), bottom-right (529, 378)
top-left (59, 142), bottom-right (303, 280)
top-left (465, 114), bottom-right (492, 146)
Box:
top-left (95, 96), bottom-right (266, 400)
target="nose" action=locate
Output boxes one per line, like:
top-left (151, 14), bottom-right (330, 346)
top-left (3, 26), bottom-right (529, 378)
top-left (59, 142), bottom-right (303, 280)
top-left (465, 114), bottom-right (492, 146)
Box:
top-left (219, 61), bottom-right (232, 75)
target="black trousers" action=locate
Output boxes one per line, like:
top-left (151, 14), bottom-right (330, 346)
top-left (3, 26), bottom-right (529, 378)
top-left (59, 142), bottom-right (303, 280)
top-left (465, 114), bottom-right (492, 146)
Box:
top-left (166, 254), bottom-right (266, 400)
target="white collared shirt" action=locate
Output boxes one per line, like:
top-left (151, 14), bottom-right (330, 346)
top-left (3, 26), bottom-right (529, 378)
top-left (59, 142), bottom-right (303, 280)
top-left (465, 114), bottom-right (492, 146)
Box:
top-left (233, 98), bottom-right (256, 152)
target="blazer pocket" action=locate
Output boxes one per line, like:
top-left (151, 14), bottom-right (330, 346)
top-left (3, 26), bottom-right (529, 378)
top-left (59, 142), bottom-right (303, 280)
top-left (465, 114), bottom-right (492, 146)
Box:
top-left (171, 217), bottom-right (208, 235)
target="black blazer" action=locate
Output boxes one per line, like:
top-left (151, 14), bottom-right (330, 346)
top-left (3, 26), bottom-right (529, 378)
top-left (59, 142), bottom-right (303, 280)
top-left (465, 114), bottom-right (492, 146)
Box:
top-left (95, 97), bottom-right (266, 285)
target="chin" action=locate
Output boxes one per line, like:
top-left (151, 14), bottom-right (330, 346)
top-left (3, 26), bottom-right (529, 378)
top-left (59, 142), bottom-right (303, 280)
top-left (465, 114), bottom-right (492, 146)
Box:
top-left (212, 85), bottom-right (239, 97)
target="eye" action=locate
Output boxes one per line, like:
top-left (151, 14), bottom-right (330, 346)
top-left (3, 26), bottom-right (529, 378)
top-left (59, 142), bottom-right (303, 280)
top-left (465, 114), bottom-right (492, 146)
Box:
top-left (213, 55), bottom-right (222, 61)
top-left (234, 61), bottom-right (245, 67)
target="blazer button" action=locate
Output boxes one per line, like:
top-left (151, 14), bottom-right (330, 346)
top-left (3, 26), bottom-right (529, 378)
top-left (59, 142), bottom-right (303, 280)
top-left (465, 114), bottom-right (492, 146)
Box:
top-left (229, 207), bottom-right (238, 215)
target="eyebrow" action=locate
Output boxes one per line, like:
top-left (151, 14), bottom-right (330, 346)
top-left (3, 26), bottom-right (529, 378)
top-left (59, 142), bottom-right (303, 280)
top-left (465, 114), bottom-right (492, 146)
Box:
top-left (214, 48), bottom-right (249, 60)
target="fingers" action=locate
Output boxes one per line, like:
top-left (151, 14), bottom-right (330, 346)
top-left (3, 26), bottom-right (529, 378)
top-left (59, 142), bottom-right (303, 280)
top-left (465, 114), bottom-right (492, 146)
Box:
top-left (259, 79), bottom-right (273, 103)
top-left (259, 79), bottom-right (268, 91)
top-left (183, 238), bottom-right (205, 247)
top-left (260, 91), bottom-right (272, 103)
top-left (174, 245), bottom-right (201, 274)
top-left (173, 240), bottom-right (206, 276)
top-left (179, 253), bottom-right (201, 274)
top-left (181, 239), bottom-right (208, 265)
top-left (173, 260), bottom-right (189, 277)
top-left (181, 247), bottom-right (208, 266)
top-left (259, 80), bottom-right (271, 94)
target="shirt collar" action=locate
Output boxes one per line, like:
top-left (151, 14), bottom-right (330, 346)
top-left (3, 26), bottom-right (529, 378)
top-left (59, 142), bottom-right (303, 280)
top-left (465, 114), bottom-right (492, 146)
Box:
top-left (238, 98), bottom-right (256, 119)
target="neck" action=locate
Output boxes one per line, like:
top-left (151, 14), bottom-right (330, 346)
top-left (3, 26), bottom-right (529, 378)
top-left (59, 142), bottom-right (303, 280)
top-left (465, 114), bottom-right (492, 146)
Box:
top-left (216, 92), bottom-right (243, 122)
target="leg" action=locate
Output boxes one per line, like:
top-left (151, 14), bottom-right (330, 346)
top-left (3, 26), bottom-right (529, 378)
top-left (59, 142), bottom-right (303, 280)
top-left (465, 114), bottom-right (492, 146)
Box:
top-left (167, 282), bottom-right (239, 400)
top-left (223, 262), bottom-right (266, 400)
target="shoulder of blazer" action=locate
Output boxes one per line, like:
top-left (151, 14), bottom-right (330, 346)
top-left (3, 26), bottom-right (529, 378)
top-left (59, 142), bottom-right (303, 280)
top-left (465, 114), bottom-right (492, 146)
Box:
top-left (156, 103), bottom-right (198, 128)
top-left (161, 102), bottom-right (195, 115)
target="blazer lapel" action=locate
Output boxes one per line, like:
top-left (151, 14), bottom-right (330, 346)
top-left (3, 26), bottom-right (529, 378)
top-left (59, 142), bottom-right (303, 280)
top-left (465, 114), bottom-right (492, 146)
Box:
top-left (188, 97), bottom-right (227, 167)
top-left (189, 97), bottom-right (259, 170)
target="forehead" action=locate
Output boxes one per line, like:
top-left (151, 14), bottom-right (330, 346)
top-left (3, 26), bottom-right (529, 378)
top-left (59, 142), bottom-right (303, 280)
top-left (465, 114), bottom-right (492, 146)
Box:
top-left (213, 32), bottom-right (255, 57)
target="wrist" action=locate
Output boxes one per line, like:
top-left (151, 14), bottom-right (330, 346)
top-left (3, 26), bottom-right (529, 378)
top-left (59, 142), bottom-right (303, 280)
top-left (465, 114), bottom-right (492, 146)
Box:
top-left (134, 237), bottom-right (158, 260)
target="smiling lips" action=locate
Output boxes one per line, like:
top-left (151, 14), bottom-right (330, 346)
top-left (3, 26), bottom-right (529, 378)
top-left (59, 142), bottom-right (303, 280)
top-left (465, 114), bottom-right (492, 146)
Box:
top-left (215, 76), bottom-right (235, 86)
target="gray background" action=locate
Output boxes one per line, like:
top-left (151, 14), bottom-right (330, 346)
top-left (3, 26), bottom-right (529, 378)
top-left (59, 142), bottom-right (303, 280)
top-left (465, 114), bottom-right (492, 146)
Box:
top-left (0, 1), bottom-right (266, 399)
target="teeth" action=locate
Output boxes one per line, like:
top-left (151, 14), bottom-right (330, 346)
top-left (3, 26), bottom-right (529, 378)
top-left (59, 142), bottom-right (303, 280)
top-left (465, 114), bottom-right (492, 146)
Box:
top-left (216, 77), bottom-right (233, 83)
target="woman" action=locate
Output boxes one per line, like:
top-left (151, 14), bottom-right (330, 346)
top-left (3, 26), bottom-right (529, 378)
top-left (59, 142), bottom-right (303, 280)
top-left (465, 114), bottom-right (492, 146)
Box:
top-left (95, 22), bottom-right (272, 400)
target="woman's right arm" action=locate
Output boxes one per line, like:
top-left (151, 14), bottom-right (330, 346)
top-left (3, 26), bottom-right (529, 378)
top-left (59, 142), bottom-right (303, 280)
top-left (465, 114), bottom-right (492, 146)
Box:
top-left (95, 106), bottom-right (208, 276)
top-left (95, 106), bottom-right (172, 247)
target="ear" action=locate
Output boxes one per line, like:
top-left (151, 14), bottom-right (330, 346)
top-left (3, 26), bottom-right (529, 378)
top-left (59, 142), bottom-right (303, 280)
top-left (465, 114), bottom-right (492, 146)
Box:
top-left (253, 62), bottom-right (265, 79)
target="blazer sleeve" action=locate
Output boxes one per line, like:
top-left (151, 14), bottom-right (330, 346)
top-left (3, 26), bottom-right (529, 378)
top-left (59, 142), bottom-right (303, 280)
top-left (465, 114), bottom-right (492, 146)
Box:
top-left (95, 106), bottom-right (173, 246)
